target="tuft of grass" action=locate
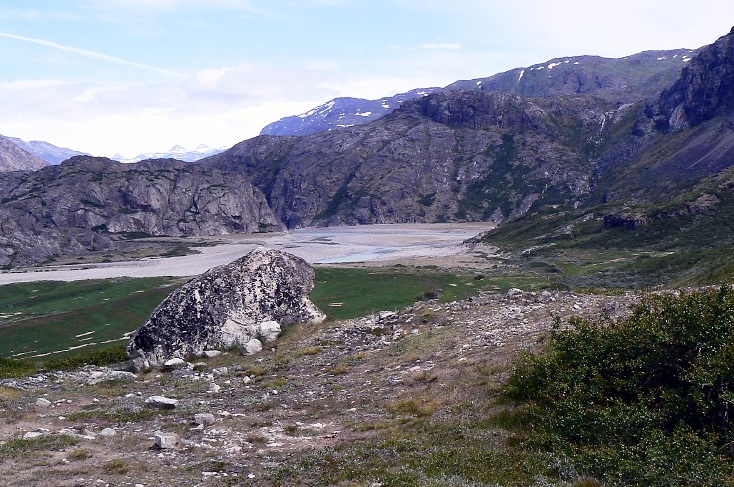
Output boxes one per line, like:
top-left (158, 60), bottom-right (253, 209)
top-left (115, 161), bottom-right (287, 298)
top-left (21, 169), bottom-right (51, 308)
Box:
top-left (0, 434), bottom-right (80, 457)
top-left (102, 458), bottom-right (129, 474)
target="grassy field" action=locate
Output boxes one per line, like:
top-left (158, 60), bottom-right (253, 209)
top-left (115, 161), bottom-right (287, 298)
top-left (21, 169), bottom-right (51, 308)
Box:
top-left (0, 277), bottom-right (184, 361)
top-left (0, 267), bottom-right (548, 364)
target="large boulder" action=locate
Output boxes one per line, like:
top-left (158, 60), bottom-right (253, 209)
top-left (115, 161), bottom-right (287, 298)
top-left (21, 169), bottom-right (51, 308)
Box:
top-left (127, 247), bottom-right (325, 371)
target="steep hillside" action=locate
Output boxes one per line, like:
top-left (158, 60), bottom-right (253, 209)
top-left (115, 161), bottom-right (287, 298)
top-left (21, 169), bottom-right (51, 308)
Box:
top-left (207, 90), bottom-right (618, 228)
top-left (0, 156), bottom-right (283, 267)
top-left (0, 136), bottom-right (48, 172)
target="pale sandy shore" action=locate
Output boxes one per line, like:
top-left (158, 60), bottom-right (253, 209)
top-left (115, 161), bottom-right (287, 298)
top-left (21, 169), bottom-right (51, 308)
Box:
top-left (0, 223), bottom-right (494, 284)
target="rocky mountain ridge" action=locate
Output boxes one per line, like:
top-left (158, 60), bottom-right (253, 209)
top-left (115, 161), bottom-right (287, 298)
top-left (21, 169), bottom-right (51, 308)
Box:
top-left (6, 137), bottom-right (88, 166)
top-left (260, 88), bottom-right (441, 136)
top-left (1, 28), bottom-right (733, 266)
top-left (0, 136), bottom-right (48, 172)
top-left (261, 49), bottom-right (696, 137)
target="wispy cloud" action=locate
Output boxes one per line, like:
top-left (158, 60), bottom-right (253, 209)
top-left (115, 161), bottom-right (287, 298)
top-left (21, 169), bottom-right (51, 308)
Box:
top-left (0, 31), bottom-right (185, 79)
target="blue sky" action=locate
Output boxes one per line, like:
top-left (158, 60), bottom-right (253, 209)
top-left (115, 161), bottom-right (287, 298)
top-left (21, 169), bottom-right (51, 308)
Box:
top-left (0, 0), bottom-right (732, 157)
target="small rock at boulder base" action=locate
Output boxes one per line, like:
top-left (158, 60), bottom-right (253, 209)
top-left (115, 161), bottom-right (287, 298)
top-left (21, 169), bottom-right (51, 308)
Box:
top-left (241, 338), bottom-right (263, 355)
top-left (154, 431), bottom-right (178, 449)
top-left (127, 247), bottom-right (326, 371)
top-left (258, 320), bottom-right (282, 343)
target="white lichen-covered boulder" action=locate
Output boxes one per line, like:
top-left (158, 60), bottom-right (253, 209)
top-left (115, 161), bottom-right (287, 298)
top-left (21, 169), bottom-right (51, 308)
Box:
top-left (127, 247), bottom-right (325, 371)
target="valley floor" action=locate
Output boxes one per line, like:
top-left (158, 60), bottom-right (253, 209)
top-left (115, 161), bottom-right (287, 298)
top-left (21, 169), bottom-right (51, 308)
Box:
top-left (0, 223), bottom-right (495, 285)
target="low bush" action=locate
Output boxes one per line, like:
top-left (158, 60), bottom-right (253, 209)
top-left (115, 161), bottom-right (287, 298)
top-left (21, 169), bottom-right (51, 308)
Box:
top-left (41, 345), bottom-right (128, 371)
top-left (506, 285), bottom-right (734, 485)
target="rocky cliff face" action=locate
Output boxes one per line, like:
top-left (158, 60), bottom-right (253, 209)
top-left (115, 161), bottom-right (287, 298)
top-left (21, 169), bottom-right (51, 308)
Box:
top-left (207, 90), bottom-right (609, 228)
top-left (0, 136), bottom-right (48, 172)
top-left (0, 156), bottom-right (283, 267)
top-left (127, 247), bottom-right (325, 370)
top-left (650, 28), bottom-right (734, 131)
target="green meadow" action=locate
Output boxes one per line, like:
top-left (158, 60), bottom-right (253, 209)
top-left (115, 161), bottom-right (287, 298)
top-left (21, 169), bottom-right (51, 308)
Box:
top-left (0, 266), bottom-right (545, 364)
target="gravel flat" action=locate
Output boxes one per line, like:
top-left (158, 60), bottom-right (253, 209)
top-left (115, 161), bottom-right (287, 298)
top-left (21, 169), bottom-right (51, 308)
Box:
top-left (0, 223), bottom-right (494, 284)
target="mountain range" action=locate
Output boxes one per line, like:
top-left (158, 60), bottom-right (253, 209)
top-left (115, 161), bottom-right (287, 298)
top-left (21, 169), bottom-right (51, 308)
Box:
top-left (1, 26), bottom-right (733, 273)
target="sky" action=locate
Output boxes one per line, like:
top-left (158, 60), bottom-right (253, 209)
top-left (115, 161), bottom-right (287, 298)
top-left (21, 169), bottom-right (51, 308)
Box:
top-left (0, 1), bottom-right (732, 158)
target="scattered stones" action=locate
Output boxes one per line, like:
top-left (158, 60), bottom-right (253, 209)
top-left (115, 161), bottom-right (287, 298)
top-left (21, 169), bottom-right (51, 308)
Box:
top-left (144, 395), bottom-right (179, 410)
top-left (154, 431), bottom-right (178, 449)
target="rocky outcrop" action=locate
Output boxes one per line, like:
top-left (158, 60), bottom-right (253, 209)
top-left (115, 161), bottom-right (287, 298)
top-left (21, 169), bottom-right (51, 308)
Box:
top-left (127, 247), bottom-right (325, 371)
top-left (650, 27), bottom-right (734, 131)
top-left (0, 156), bottom-right (284, 266)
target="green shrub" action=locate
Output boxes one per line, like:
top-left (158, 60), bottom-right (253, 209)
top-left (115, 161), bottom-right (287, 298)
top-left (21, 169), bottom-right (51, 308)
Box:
top-left (41, 346), bottom-right (128, 372)
top-left (506, 285), bottom-right (734, 485)
top-left (0, 356), bottom-right (38, 378)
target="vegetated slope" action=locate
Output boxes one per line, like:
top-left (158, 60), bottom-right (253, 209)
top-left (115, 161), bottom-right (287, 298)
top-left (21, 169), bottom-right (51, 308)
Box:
top-left (477, 27), bottom-right (734, 287)
top-left (0, 135), bottom-right (48, 172)
top-left (0, 156), bottom-right (283, 267)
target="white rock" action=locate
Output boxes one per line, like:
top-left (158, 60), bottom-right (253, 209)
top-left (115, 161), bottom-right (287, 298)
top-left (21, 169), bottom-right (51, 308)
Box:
top-left (203, 350), bottom-right (222, 358)
top-left (154, 431), bottom-right (178, 449)
top-left (194, 413), bottom-right (216, 426)
top-left (258, 320), bottom-right (282, 343)
top-left (212, 367), bottom-right (229, 377)
top-left (35, 398), bottom-right (52, 408)
top-left (99, 428), bottom-right (116, 437)
top-left (209, 383), bottom-right (221, 393)
top-left (23, 431), bottom-right (44, 440)
top-left (145, 395), bottom-right (179, 409)
top-left (241, 338), bottom-right (263, 355)
top-left (163, 358), bottom-right (189, 369)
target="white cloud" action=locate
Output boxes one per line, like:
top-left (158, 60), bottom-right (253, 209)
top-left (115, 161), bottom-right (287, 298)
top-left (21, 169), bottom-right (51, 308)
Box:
top-left (0, 31), bottom-right (184, 79)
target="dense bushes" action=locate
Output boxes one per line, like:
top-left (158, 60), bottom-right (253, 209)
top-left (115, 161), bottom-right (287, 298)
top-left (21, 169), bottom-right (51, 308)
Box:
top-left (507, 285), bottom-right (734, 485)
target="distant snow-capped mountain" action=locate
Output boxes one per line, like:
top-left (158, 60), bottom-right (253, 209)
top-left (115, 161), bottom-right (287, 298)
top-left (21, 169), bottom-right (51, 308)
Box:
top-left (113, 144), bottom-right (225, 163)
top-left (8, 137), bottom-right (88, 165)
top-left (260, 49), bottom-right (696, 137)
top-left (260, 88), bottom-right (440, 136)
